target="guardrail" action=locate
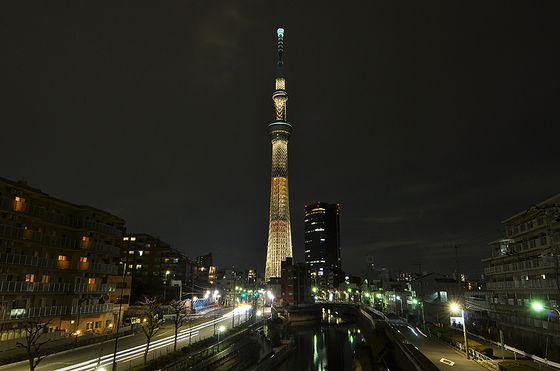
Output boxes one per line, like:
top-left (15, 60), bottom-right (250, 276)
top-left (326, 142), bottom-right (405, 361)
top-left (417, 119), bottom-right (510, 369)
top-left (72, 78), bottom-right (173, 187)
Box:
top-left (447, 326), bottom-right (560, 370)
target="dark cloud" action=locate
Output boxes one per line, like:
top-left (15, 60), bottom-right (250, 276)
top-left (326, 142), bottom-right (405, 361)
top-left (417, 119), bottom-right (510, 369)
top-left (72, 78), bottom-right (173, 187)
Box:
top-left (1, 1), bottom-right (558, 279)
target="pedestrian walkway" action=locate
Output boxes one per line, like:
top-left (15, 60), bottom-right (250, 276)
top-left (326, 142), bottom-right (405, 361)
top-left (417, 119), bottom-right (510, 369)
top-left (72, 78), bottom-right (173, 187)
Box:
top-left (391, 320), bottom-right (487, 371)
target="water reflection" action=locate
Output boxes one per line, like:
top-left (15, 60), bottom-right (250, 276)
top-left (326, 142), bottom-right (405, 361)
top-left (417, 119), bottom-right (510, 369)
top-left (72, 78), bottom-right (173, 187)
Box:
top-left (276, 309), bottom-right (365, 371)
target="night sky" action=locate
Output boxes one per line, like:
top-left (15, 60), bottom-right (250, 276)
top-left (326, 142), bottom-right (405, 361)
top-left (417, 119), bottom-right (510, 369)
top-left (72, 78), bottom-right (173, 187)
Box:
top-left (2, 2), bottom-right (559, 279)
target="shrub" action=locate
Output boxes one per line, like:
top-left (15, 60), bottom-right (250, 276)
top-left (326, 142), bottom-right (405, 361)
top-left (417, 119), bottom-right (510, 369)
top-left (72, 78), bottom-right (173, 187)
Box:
top-left (499, 360), bottom-right (539, 371)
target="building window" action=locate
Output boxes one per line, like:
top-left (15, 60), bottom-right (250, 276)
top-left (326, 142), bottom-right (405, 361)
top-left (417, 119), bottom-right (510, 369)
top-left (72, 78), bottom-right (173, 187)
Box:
top-left (25, 274), bottom-right (34, 282)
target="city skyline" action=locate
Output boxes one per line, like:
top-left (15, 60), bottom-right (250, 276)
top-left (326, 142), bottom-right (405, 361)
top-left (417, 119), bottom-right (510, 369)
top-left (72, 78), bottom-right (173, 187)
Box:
top-left (2, 2), bottom-right (559, 279)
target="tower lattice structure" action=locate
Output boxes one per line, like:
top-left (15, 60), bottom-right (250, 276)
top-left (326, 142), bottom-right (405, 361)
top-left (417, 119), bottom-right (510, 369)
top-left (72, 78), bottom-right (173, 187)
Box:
top-left (265, 28), bottom-right (293, 281)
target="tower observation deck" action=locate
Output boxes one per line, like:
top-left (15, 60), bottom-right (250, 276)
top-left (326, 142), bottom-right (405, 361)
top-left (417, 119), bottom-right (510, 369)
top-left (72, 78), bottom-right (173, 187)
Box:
top-left (265, 28), bottom-right (293, 281)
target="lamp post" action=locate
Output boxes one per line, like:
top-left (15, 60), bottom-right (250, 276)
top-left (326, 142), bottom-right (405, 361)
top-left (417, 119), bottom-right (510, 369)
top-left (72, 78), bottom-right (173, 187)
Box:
top-left (231, 270), bottom-right (237, 327)
top-left (164, 270), bottom-right (170, 301)
top-left (74, 297), bottom-right (87, 348)
top-left (112, 262), bottom-right (127, 371)
top-left (218, 326), bottom-right (225, 343)
top-left (451, 303), bottom-right (470, 360)
top-left (532, 302), bottom-right (560, 364)
top-left (413, 299), bottom-right (426, 332)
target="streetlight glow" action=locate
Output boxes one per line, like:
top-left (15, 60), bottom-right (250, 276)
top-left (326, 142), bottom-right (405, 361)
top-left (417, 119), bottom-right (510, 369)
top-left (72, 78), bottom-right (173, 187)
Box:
top-left (450, 302), bottom-right (470, 360)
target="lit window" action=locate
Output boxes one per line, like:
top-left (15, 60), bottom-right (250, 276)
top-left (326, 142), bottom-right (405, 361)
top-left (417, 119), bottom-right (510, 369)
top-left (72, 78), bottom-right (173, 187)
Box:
top-left (88, 278), bottom-right (96, 284)
top-left (129, 251), bottom-right (134, 255)
top-left (138, 251), bottom-right (143, 256)
top-left (130, 237), bottom-right (136, 241)
top-left (58, 255), bottom-right (67, 261)
top-left (123, 237), bottom-right (129, 241)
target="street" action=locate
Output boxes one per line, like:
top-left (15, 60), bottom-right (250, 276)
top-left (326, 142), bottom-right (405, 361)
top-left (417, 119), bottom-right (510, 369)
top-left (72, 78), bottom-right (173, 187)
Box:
top-left (3, 305), bottom-right (254, 371)
top-left (389, 318), bottom-right (487, 371)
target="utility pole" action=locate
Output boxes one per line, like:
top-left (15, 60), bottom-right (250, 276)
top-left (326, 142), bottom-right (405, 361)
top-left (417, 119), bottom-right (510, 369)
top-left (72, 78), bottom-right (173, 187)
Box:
top-left (413, 262), bottom-right (426, 332)
top-left (444, 245), bottom-right (463, 290)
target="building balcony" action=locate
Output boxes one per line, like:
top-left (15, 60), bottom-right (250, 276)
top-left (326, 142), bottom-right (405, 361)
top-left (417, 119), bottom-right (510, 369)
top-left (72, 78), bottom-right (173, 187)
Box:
top-left (80, 240), bottom-right (119, 256)
top-left (0, 303), bottom-right (114, 320)
top-left (1, 252), bottom-right (118, 275)
top-left (42, 234), bottom-right (79, 249)
top-left (0, 224), bottom-right (42, 241)
top-left (0, 281), bottom-right (69, 293)
top-left (74, 283), bottom-right (116, 293)
top-left (70, 303), bottom-right (114, 316)
top-left (1, 305), bottom-right (67, 320)
top-left (0, 281), bottom-right (116, 293)
top-left (82, 219), bottom-right (121, 238)
top-left (76, 261), bottom-right (118, 275)
top-left (0, 195), bottom-right (121, 237)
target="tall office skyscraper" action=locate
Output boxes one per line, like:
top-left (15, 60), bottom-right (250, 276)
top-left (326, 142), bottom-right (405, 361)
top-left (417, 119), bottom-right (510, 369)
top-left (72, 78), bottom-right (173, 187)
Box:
top-left (304, 202), bottom-right (341, 278)
top-left (265, 28), bottom-right (293, 281)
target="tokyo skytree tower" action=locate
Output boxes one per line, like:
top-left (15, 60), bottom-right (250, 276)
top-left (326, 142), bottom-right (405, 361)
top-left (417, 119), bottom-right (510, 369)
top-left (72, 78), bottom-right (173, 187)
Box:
top-left (265, 28), bottom-right (293, 281)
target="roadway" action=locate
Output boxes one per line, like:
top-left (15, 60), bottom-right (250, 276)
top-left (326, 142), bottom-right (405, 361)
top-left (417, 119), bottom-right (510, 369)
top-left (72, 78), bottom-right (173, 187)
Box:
top-left (3, 305), bottom-right (254, 371)
top-left (388, 318), bottom-right (487, 371)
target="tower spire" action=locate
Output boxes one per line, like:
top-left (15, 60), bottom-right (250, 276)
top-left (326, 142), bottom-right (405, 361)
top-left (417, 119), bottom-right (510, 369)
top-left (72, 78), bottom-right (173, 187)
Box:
top-left (277, 28), bottom-right (284, 77)
top-left (265, 28), bottom-right (293, 281)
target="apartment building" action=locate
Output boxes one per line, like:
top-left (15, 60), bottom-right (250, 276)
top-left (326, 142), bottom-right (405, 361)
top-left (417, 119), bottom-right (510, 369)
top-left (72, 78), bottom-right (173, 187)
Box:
top-left (0, 177), bottom-right (125, 342)
top-left (484, 193), bottom-right (560, 353)
top-left (118, 233), bottom-right (194, 303)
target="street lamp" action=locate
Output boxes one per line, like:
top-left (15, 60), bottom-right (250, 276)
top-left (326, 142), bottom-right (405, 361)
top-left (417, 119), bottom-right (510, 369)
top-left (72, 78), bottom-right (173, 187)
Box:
top-left (532, 302), bottom-right (560, 363)
top-left (413, 299), bottom-right (426, 332)
top-left (218, 326), bottom-right (225, 343)
top-left (112, 262), bottom-right (127, 371)
top-left (451, 303), bottom-right (470, 360)
top-left (164, 270), bottom-right (171, 301)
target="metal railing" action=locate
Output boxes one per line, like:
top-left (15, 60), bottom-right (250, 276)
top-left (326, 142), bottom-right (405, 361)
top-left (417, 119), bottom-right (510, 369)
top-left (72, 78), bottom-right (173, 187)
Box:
top-left (1, 305), bottom-right (67, 320)
top-left (0, 281), bottom-right (116, 294)
top-left (0, 195), bottom-right (122, 237)
top-left (70, 303), bottom-right (114, 315)
top-left (0, 252), bottom-right (119, 276)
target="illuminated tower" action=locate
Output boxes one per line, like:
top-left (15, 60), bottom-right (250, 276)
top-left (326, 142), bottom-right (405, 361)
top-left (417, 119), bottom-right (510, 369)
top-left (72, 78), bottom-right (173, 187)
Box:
top-left (265, 28), bottom-right (293, 281)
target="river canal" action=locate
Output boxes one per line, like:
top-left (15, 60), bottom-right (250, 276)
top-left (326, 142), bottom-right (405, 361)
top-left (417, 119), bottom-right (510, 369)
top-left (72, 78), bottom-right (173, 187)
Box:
top-left (275, 308), bottom-right (366, 370)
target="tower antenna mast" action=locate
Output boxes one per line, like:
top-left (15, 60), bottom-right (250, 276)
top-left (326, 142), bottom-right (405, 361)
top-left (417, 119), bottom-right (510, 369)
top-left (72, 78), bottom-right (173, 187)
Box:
top-left (277, 28), bottom-right (284, 77)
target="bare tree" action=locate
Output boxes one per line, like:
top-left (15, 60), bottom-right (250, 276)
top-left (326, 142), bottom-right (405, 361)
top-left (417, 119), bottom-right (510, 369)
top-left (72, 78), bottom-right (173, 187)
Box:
top-left (168, 299), bottom-right (188, 351)
top-left (138, 296), bottom-right (162, 364)
top-left (15, 320), bottom-right (52, 371)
